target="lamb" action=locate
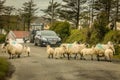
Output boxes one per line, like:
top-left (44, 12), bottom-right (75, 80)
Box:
top-left (1, 43), bottom-right (7, 53)
top-left (23, 45), bottom-right (30, 56)
top-left (46, 45), bottom-right (54, 58)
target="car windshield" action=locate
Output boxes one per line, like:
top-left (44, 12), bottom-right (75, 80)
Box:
top-left (41, 31), bottom-right (57, 36)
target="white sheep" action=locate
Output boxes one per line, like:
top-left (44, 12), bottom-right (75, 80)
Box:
top-left (54, 45), bottom-right (67, 59)
top-left (23, 45), bottom-right (30, 56)
top-left (46, 45), bottom-right (54, 58)
top-left (61, 43), bottom-right (87, 60)
top-left (81, 46), bottom-right (96, 60)
top-left (4, 39), bottom-right (24, 59)
top-left (1, 43), bottom-right (7, 53)
top-left (60, 43), bottom-right (77, 59)
top-left (104, 48), bottom-right (114, 62)
top-left (95, 42), bottom-right (115, 61)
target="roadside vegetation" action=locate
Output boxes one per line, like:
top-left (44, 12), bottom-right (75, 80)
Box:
top-left (50, 21), bottom-right (120, 59)
top-left (0, 34), bottom-right (6, 43)
top-left (0, 57), bottom-right (14, 80)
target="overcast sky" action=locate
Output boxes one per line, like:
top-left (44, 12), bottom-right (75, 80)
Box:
top-left (4, 0), bottom-right (62, 16)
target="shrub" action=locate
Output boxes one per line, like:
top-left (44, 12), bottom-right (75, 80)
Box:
top-left (89, 18), bottom-right (109, 44)
top-left (103, 30), bottom-right (120, 55)
top-left (50, 21), bottom-right (70, 42)
top-left (0, 34), bottom-right (6, 43)
top-left (114, 45), bottom-right (120, 55)
top-left (65, 28), bottom-right (88, 43)
top-left (0, 57), bottom-right (9, 80)
top-left (0, 57), bottom-right (15, 80)
top-left (103, 30), bottom-right (120, 44)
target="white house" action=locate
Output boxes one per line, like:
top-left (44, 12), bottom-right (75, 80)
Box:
top-left (6, 31), bottom-right (29, 43)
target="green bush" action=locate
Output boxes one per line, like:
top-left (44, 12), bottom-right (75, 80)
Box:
top-left (89, 18), bottom-right (109, 44)
top-left (0, 57), bottom-right (9, 80)
top-left (65, 29), bottom-right (88, 43)
top-left (102, 30), bottom-right (120, 55)
top-left (50, 21), bottom-right (70, 42)
top-left (0, 34), bottom-right (6, 43)
top-left (114, 45), bottom-right (120, 55)
top-left (103, 30), bottom-right (120, 44)
top-left (89, 31), bottom-right (100, 44)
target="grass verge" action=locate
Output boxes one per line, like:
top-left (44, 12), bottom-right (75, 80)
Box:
top-left (0, 57), bottom-right (15, 80)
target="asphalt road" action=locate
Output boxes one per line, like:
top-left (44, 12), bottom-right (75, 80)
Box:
top-left (1, 43), bottom-right (120, 80)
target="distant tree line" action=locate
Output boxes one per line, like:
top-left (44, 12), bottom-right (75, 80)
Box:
top-left (42, 0), bottom-right (120, 30)
top-left (0, 0), bottom-right (120, 32)
top-left (0, 0), bottom-right (37, 32)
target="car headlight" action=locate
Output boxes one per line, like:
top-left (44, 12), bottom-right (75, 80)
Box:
top-left (41, 37), bottom-right (47, 41)
top-left (58, 37), bottom-right (61, 41)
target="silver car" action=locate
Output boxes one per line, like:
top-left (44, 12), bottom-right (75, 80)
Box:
top-left (34, 30), bottom-right (61, 47)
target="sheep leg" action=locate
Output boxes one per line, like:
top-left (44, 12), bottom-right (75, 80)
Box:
top-left (91, 55), bottom-right (93, 60)
top-left (63, 53), bottom-right (66, 58)
top-left (51, 54), bottom-right (53, 59)
top-left (28, 52), bottom-right (30, 56)
top-left (80, 54), bottom-right (83, 60)
top-left (104, 56), bottom-right (107, 61)
top-left (109, 54), bottom-right (112, 62)
top-left (80, 54), bottom-right (85, 60)
top-left (8, 53), bottom-right (12, 59)
top-left (97, 55), bottom-right (100, 61)
top-left (11, 54), bottom-right (15, 59)
top-left (67, 53), bottom-right (70, 60)
top-left (83, 56), bottom-right (86, 60)
top-left (74, 53), bottom-right (77, 59)
top-left (17, 54), bottom-right (21, 58)
top-left (48, 55), bottom-right (50, 58)
top-left (60, 54), bottom-right (63, 59)
top-left (9, 55), bottom-right (12, 59)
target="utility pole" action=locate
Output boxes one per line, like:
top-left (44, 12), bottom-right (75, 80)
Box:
top-left (51, 0), bottom-right (54, 26)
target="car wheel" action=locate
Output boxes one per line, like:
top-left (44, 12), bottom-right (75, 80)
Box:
top-left (30, 39), bottom-right (33, 43)
top-left (39, 43), bottom-right (43, 47)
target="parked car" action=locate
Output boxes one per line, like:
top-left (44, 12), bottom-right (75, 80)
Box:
top-left (34, 30), bottom-right (61, 47)
top-left (29, 30), bottom-right (40, 43)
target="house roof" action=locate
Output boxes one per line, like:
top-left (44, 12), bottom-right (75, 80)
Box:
top-left (12, 31), bottom-right (29, 38)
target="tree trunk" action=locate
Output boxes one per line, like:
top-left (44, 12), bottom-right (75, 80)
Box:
top-left (91, 0), bottom-right (94, 23)
top-left (76, 0), bottom-right (80, 29)
top-left (115, 0), bottom-right (119, 30)
top-left (51, 0), bottom-right (54, 26)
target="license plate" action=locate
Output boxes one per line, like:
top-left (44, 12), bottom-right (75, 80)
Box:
top-left (50, 41), bottom-right (56, 44)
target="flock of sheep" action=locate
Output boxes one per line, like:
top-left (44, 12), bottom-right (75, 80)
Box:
top-left (0, 38), bottom-right (115, 62)
top-left (47, 41), bottom-right (115, 62)
top-left (0, 38), bottom-right (30, 59)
